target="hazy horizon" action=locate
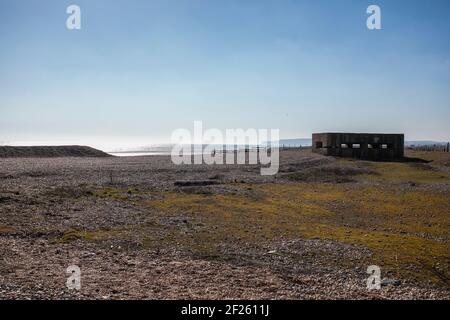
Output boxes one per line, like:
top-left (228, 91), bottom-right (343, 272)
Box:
top-left (1, 136), bottom-right (448, 153)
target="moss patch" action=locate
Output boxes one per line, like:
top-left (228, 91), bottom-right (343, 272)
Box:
top-left (93, 187), bottom-right (139, 201)
top-left (144, 182), bottom-right (449, 286)
top-left (59, 228), bottom-right (125, 243)
top-left (358, 161), bottom-right (450, 183)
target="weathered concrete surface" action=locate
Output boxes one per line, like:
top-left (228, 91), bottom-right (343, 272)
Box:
top-left (312, 133), bottom-right (404, 160)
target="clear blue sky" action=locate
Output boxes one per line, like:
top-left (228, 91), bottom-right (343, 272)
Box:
top-left (1, 0), bottom-right (449, 149)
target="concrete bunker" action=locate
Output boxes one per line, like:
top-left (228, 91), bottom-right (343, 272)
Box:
top-left (312, 133), bottom-right (404, 161)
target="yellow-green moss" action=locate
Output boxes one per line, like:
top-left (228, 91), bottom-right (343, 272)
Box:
top-left (93, 187), bottom-right (139, 200)
top-left (59, 228), bottom-right (125, 243)
top-left (359, 162), bottom-right (450, 183)
top-left (143, 182), bottom-right (449, 286)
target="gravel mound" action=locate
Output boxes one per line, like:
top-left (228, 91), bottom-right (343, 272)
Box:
top-left (0, 146), bottom-right (111, 158)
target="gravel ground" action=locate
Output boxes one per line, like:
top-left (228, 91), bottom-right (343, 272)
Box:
top-left (0, 150), bottom-right (449, 299)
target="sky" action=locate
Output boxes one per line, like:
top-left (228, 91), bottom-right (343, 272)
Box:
top-left (0, 0), bottom-right (449, 150)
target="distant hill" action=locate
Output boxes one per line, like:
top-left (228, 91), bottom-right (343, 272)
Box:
top-left (278, 139), bottom-right (312, 147)
top-left (0, 145), bottom-right (111, 158)
top-left (405, 141), bottom-right (448, 147)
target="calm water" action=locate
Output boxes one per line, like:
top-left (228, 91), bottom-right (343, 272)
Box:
top-left (108, 152), bottom-right (170, 157)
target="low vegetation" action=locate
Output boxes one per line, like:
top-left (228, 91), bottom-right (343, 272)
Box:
top-left (142, 180), bottom-right (449, 286)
